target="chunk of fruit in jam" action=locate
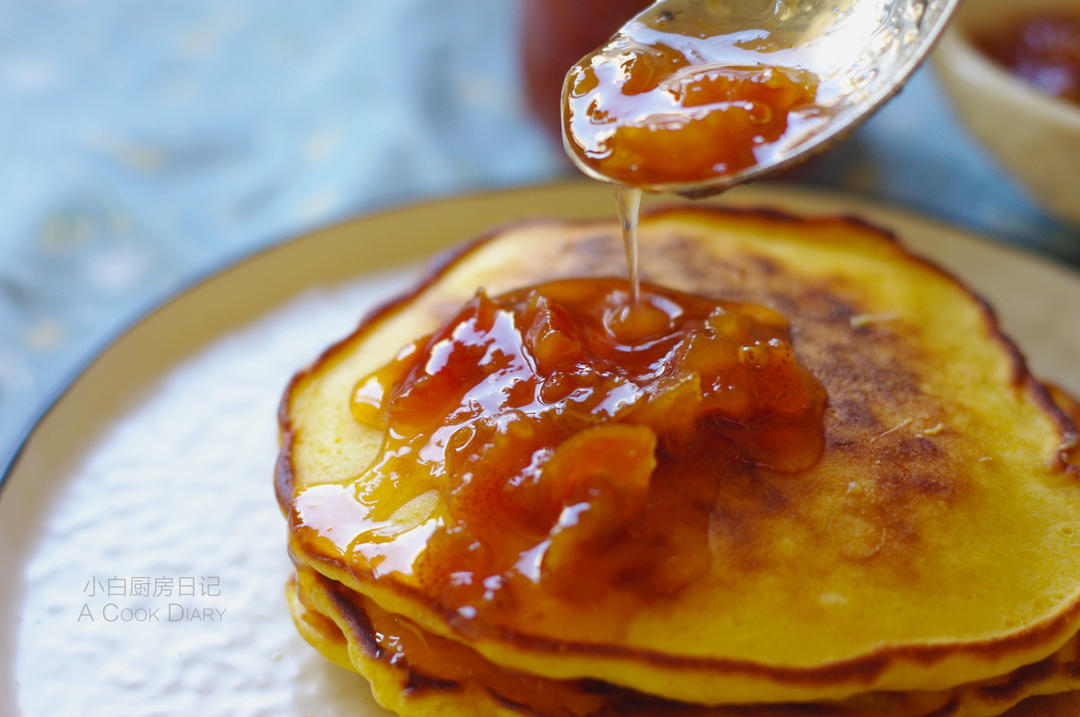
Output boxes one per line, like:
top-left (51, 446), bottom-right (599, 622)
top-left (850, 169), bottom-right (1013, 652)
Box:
top-left (350, 278), bottom-right (825, 606)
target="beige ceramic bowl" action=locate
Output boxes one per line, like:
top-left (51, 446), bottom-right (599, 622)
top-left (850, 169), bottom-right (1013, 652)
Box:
top-left (934, 0), bottom-right (1080, 224)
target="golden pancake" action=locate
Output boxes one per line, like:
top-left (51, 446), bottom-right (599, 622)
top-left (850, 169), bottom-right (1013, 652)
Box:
top-left (287, 563), bottom-right (1080, 716)
top-left (277, 207), bottom-right (1080, 705)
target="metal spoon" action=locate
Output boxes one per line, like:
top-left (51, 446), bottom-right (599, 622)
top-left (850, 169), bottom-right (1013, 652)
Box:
top-left (562, 0), bottom-right (962, 196)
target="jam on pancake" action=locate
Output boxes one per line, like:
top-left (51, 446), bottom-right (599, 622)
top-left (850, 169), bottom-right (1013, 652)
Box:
top-left (296, 278), bottom-right (825, 626)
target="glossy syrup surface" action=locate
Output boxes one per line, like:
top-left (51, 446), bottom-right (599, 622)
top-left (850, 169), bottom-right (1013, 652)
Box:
top-left (563, 20), bottom-right (823, 188)
top-left (296, 279), bottom-right (826, 622)
top-left (614, 186), bottom-right (643, 301)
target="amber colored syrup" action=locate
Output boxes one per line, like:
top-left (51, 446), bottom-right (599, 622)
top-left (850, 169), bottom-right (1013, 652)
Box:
top-left (562, 22), bottom-right (822, 188)
top-left (300, 279), bottom-right (826, 619)
top-left (976, 14), bottom-right (1080, 106)
top-left (614, 186), bottom-right (643, 302)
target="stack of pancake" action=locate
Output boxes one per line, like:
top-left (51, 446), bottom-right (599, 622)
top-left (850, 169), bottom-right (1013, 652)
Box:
top-left (277, 207), bottom-right (1080, 716)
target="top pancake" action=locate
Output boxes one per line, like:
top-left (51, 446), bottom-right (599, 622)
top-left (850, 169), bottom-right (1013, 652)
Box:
top-left (277, 206), bottom-right (1080, 705)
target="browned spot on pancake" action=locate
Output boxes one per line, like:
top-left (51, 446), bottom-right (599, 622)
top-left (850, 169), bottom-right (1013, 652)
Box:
top-left (750, 254), bottom-right (782, 277)
top-left (765, 294), bottom-right (802, 321)
top-left (922, 698), bottom-right (961, 717)
top-left (402, 670), bottom-right (462, 696)
top-left (978, 656), bottom-right (1058, 702)
top-left (1064, 659), bottom-right (1080, 679)
top-left (487, 690), bottom-right (546, 717)
top-left (579, 678), bottom-right (623, 696)
top-left (575, 233), bottom-right (622, 259)
top-left (561, 233), bottom-right (623, 276)
top-left (881, 469), bottom-right (954, 500)
top-left (321, 574), bottom-right (382, 660)
top-left (708, 471), bottom-right (795, 560)
top-left (787, 287), bottom-right (859, 324)
top-left (1045, 384), bottom-right (1080, 468)
top-left (1005, 692), bottom-right (1080, 717)
top-left (647, 234), bottom-right (716, 287)
top-left (827, 399), bottom-right (882, 433)
top-left (810, 345), bottom-right (919, 397)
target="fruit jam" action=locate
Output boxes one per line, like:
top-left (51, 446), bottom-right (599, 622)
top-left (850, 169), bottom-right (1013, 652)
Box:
top-left (295, 278), bottom-right (826, 622)
top-left (976, 14), bottom-right (1080, 106)
top-left (562, 21), bottom-right (822, 188)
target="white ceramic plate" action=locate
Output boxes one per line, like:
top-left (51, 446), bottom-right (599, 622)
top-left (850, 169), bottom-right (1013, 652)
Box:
top-left (2, 182), bottom-right (1078, 716)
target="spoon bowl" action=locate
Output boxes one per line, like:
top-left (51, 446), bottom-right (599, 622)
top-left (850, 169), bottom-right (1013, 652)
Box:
top-left (563, 0), bottom-right (962, 196)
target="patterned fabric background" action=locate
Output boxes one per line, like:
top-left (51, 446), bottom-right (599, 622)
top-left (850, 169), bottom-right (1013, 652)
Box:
top-left (1, 0), bottom-right (1078, 467)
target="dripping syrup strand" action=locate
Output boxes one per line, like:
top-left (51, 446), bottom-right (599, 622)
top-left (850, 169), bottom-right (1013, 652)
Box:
top-left (614, 186), bottom-right (643, 305)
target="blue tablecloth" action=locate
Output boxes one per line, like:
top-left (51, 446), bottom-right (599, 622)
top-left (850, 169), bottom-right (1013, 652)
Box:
top-left (2, 0), bottom-right (1078, 468)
